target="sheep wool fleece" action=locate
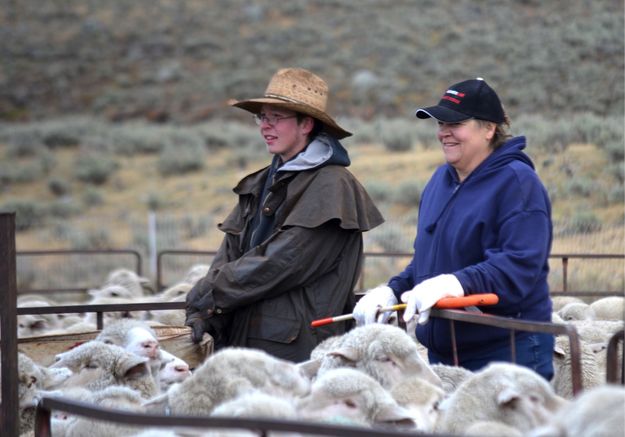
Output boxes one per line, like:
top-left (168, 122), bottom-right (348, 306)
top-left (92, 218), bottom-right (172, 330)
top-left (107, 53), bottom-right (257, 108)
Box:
top-left (388, 136), bottom-right (553, 360)
top-left (186, 134), bottom-right (384, 362)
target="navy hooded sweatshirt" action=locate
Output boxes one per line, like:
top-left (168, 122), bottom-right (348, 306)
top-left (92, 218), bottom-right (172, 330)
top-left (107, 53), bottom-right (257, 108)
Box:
top-left (388, 136), bottom-right (553, 359)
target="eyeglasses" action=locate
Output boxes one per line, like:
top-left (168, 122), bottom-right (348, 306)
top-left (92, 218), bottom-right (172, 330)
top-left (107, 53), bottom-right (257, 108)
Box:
top-left (254, 113), bottom-right (298, 126)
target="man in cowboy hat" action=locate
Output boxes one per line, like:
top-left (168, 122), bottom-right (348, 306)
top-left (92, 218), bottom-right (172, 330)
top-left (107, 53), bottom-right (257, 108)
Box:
top-left (185, 68), bottom-right (383, 362)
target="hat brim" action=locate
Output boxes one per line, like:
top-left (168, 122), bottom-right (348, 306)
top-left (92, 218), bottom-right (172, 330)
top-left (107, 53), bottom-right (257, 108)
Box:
top-left (415, 105), bottom-right (471, 123)
top-left (232, 97), bottom-right (352, 139)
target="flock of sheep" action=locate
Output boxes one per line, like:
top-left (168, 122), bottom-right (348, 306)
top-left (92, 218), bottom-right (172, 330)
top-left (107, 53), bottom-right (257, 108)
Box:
top-left (11, 265), bottom-right (625, 436)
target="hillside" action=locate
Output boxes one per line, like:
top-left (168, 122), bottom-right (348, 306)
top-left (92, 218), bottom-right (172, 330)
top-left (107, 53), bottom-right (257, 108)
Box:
top-left (0, 1), bottom-right (623, 292)
top-left (1, 0), bottom-right (623, 122)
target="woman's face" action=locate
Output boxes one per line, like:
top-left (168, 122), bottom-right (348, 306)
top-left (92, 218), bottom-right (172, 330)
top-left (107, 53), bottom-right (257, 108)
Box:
top-left (437, 119), bottom-right (495, 181)
top-left (258, 104), bottom-right (313, 162)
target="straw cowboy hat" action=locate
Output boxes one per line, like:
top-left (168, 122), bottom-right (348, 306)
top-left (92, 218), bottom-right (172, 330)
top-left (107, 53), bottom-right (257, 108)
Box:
top-left (231, 68), bottom-right (352, 139)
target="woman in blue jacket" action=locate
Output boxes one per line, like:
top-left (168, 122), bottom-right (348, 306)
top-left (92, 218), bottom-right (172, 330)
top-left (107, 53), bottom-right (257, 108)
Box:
top-left (353, 78), bottom-right (554, 380)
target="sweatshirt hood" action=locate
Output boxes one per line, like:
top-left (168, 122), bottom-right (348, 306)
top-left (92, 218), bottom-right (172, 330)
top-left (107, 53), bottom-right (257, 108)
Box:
top-left (448, 136), bottom-right (534, 182)
top-left (278, 132), bottom-right (350, 172)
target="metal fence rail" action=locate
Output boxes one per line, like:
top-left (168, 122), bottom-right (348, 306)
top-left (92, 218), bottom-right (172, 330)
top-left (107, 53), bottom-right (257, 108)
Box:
top-left (157, 249), bottom-right (625, 297)
top-left (16, 249), bottom-right (143, 294)
top-left (607, 329), bottom-right (625, 384)
top-left (34, 397), bottom-right (444, 437)
top-left (2, 231), bottom-right (623, 436)
top-left (15, 249), bottom-right (624, 297)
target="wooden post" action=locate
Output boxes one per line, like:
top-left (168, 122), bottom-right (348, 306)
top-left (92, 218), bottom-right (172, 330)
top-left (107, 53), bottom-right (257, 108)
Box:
top-left (0, 212), bottom-right (19, 436)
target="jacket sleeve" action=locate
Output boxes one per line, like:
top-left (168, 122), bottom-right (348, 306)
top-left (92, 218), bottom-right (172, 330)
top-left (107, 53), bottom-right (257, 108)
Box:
top-left (388, 252), bottom-right (417, 296)
top-left (453, 208), bottom-right (551, 307)
top-left (188, 221), bottom-right (356, 313)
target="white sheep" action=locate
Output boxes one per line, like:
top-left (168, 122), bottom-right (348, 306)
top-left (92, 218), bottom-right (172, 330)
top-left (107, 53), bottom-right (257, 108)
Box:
top-left (16, 352), bottom-right (72, 435)
top-left (568, 319), bottom-right (624, 344)
top-left (17, 299), bottom-right (62, 337)
top-left (464, 420), bottom-right (524, 436)
top-left (200, 391), bottom-right (301, 437)
top-left (551, 311), bottom-right (565, 324)
top-left (431, 363), bottom-right (474, 394)
top-left (145, 284), bottom-right (190, 326)
top-left (551, 335), bottom-right (604, 399)
top-left (551, 296), bottom-right (584, 312)
top-left (103, 268), bottom-right (151, 297)
top-left (434, 362), bottom-right (567, 434)
top-left (88, 284), bottom-right (137, 300)
top-left (143, 347), bottom-right (311, 416)
top-left (297, 367), bottom-right (415, 429)
top-left (389, 375), bottom-right (446, 432)
top-left (82, 295), bottom-right (148, 326)
top-left (557, 301), bottom-right (596, 321)
top-left (182, 263), bottom-right (211, 285)
top-left (313, 324), bottom-right (441, 389)
top-left (589, 295), bottom-right (624, 321)
top-left (51, 341), bottom-right (159, 398)
top-left (96, 319), bottom-right (161, 362)
top-left (158, 349), bottom-right (191, 391)
top-left (63, 386), bottom-right (147, 437)
top-left (528, 384), bottom-right (625, 437)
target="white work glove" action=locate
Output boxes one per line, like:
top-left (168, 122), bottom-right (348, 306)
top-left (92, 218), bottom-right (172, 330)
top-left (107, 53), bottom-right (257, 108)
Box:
top-left (352, 284), bottom-right (398, 325)
top-left (401, 274), bottom-right (464, 325)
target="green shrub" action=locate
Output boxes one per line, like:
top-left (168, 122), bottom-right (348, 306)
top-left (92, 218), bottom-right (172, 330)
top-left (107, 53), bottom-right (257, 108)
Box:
top-left (564, 178), bottom-right (597, 198)
top-left (157, 141), bottom-right (205, 176)
top-left (145, 192), bottom-right (168, 211)
top-left (109, 124), bottom-right (170, 155)
top-left (47, 199), bottom-right (81, 219)
top-left (68, 228), bottom-right (113, 249)
top-left (393, 181), bottom-right (422, 207)
top-left (567, 211), bottom-right (603, 234)
top-left (0, 200), bottom-right (47, 231)
top-left (365, 181), bottom-right (393, 203)
top-left (82, 186), bottom-right (104, 207)
top-left (48, 178), bottom-right (71, 197)
top-left (74, 152), bottom-right (118, 185)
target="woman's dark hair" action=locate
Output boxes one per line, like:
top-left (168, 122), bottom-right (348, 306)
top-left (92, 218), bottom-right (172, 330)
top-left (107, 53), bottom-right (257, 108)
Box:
top-left (297, 113), bottom-right (323, 140)
top-left (476, 110), bottom-right (512, 150)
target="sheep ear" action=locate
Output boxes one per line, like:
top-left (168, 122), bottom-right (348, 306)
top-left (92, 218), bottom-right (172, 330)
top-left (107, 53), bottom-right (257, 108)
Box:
top-left (496, 387), bottom-right (521, 406)
top-left (326, 346), bottom-right (359, 363)
top-left (553, 344), bottom-right (566, 357)
top-left (373, 403), bottom-right (416, 427)
top-left (41, 366), bottom-right (73, 388)
top-left (297, 358), bottom-right (321, 379)
top-left (143, 393), bottom-right (169, 414)
top-left (590, 342), bottom-right (607, 354)
top-left (117, 355), bottom-right (150, 378)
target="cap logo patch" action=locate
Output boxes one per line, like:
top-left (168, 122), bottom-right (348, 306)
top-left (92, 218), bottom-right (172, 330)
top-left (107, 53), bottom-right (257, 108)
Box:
top-left (441, 89), bottom-right (465, 104)
top-left (442, 95), bottom-right (461, 104)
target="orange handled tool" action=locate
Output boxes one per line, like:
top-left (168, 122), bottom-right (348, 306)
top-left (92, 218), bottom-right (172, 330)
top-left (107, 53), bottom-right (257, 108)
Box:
top-left (310, 293), bottom-right (499, 328)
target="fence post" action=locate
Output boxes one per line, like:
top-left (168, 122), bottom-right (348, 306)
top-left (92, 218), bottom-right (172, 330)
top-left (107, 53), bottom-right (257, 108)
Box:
top-left (0, 212), bottom-right (19, 437)
top-left (148, 211), bottom-right (157, 280)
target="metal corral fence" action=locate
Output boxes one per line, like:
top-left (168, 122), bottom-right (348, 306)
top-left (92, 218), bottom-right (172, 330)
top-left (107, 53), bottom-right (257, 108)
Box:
top-left (28, 315), bottom-right (625, 436)
top-left (13, 249), bottom-right (625, 298)
top-left (2, 228), bottom-right (623, 436)
top-left (156, 249), bottom-right (625, 297)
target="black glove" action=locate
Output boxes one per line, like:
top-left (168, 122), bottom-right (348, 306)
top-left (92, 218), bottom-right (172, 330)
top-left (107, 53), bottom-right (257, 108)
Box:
top-left (185, 280), bottom-right (216, 344)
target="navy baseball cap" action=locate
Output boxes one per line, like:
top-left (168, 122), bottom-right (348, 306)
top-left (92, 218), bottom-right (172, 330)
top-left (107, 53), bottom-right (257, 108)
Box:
top-left (415, 78), bottom-right (505, 123)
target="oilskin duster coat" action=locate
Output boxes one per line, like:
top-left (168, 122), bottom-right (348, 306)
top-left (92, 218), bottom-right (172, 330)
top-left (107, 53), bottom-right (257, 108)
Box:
top-left (185, 134), bottom-right (383, 362)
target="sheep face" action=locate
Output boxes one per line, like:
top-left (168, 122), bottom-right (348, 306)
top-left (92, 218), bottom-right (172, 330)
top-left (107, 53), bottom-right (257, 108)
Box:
top-left (158, 350), bottom-right (191, 391)
top-left (161, 348), bottom-right (311, 416)
top-left (436, 362), bottom-right (567, 434)
top-left (18, 353), bottom-right (71, 408)
top-left (125, 326), bottom-right (161, 362)
top-left (297, 368), bottom-right (415, 428)
top-left (51, 341), bottom-right (158, 398)
top-left (88, 284), bottom-right (135, 300)
top-left (320, 324), bottom-right (441, 389)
